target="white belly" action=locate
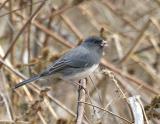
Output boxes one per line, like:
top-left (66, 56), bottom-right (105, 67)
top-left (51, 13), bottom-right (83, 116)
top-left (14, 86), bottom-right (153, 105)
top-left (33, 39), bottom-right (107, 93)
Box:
top-left (62, 64), bottom-right (99, 80)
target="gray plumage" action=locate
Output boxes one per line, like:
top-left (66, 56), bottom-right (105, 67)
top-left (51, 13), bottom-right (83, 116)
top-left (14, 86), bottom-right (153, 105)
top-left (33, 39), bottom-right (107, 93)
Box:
top-left (14, 36), bottom-right (106, 89)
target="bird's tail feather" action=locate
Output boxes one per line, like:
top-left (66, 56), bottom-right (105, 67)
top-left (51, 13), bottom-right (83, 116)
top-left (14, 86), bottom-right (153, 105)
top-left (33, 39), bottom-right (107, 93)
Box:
top-left (14, 75), bottom-right (40, 89)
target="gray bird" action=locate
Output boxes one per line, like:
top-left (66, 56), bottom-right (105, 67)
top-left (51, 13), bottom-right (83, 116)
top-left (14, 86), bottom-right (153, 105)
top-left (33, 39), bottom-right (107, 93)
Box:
top-left (14, 36), bottom-right (107, 89)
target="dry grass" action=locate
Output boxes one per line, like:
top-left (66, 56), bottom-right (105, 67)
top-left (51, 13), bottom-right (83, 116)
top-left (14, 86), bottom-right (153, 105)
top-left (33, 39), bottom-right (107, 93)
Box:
top-left (0, 0), bottom-right (160, 124)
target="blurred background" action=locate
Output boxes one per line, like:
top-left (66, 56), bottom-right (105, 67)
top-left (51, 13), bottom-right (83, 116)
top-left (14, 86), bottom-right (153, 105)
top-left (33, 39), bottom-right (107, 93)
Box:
top-left (0, 0), bottom-right (160, 124)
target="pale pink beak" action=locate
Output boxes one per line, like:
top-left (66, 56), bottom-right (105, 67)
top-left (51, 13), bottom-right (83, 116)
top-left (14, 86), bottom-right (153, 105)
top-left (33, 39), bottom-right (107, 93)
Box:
top-left (101, 40), bottom-right (108, 47)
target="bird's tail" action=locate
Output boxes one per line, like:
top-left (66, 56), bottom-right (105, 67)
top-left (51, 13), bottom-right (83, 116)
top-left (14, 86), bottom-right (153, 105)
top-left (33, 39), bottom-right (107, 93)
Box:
top-left (14, 75), bottom-right (40, 89)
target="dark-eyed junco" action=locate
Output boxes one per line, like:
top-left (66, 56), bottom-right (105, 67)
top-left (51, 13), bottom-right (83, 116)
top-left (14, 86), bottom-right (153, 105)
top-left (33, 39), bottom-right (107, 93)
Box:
top-left (14, 36), bottom-right (107, 89)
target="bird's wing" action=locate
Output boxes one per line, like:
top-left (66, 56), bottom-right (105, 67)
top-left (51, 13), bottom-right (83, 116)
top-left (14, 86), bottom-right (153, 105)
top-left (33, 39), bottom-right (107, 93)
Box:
top-left (40, 46), bottom-right (93, 76)
top-left (59, 46), bottom-right (94, 68)
top-left (40, 60), bottom-right (69, 76)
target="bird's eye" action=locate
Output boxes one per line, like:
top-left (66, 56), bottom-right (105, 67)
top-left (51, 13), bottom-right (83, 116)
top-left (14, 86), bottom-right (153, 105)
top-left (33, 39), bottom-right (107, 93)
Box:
top-left (94, 40), bottom-right (101, 44)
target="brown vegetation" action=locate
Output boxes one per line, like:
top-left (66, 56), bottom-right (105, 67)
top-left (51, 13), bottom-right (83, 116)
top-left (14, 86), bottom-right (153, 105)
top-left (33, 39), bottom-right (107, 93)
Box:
top-left (0, 0), bottom-right (159, 124)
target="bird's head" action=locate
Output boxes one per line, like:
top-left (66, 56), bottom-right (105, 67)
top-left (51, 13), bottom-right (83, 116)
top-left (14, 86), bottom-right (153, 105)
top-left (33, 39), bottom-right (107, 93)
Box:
top-left (82, 36), bottom-right (107, 49)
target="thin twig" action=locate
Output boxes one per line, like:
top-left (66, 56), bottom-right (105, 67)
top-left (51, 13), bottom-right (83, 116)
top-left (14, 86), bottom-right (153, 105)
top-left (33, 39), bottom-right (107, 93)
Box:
top-left (60, 14), bottom-right (84, 40)
top-left (43, 8), bottom-right (54, 47)
top-left (44, 98), bottom-right (59, 120)
top-left (78, 101), bottom-right (133, 124)
top-left (26, 0), bottom-right (33, 76)
top-left (0, 120), bottom-right (30, 124)
top-left (33, 20), bottom-right (74, 48)
top-left (103, 70), bottom-right (127, 99)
